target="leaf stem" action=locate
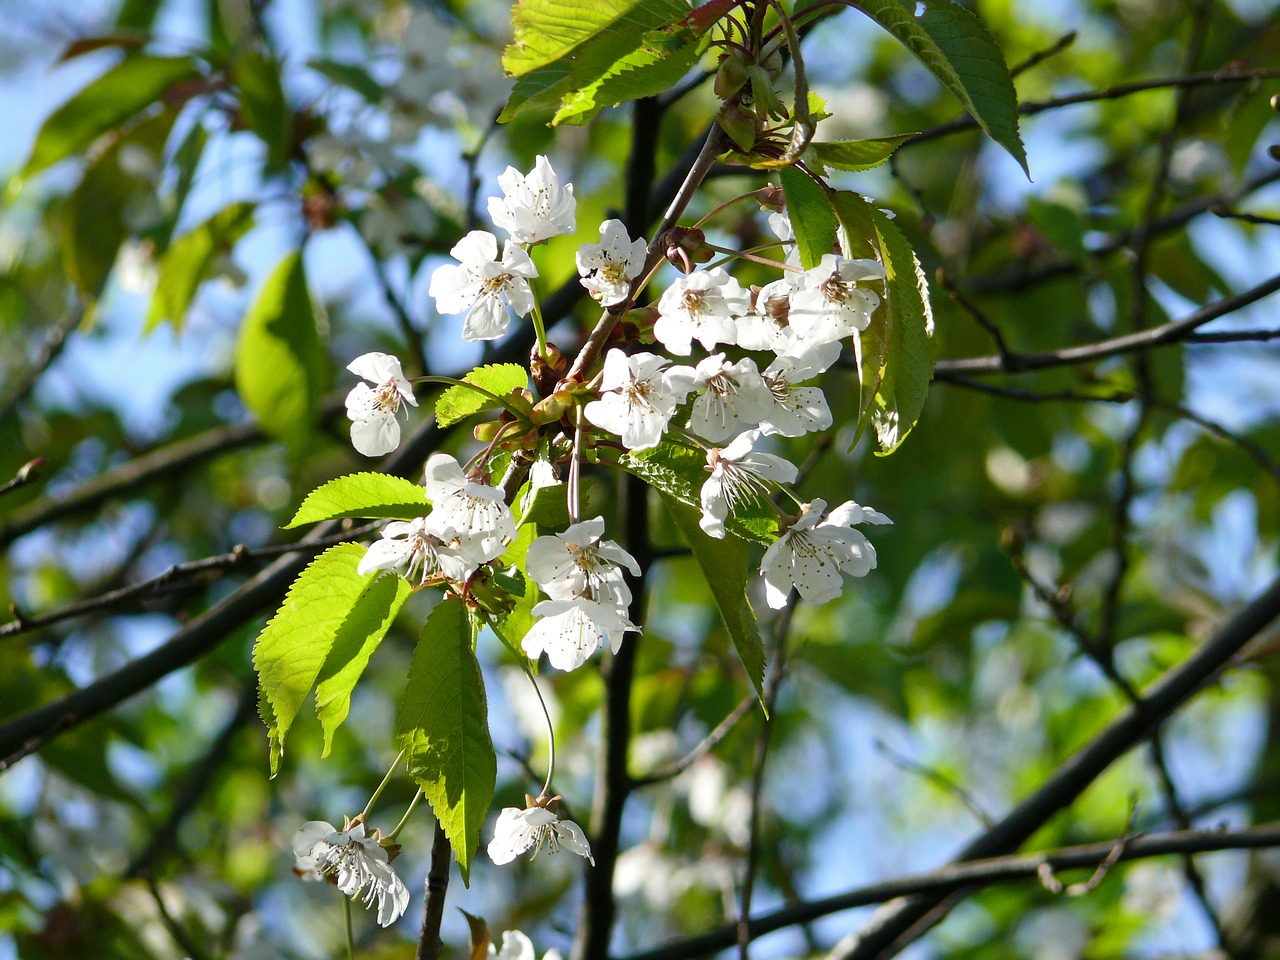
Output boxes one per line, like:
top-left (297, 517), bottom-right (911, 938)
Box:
top-left (409, 375), bottom-right (529, 422)
top-left (355, 748), bottom-right (406, 826)
top-left (384, 788), bottom-right (425, 841)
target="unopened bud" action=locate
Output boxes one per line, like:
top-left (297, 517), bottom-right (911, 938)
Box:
top-left (473, 420), bottom-right (504, 443)
top-left (531, 341), bottom-right (567, 395)
top-left (530, 390), bottom-right (576, 425)
top-left (663, 226), bottom-right (712, 275)
top-left (714, 57), bottom-right (750, 100)
top-left (717, 103), bottom-right (758, 153)
top-left (755, 185), bottom-right (786, 212)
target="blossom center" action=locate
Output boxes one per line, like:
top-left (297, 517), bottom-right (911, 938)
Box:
top-left (764, 373), bottom-right (791, 402)
top-left (820, 274), bottom-right (853, 305)
top-left (374, 379), bottom-right (404, 412)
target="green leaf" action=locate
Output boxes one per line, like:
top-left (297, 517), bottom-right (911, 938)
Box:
top-left (147, 202), bottom-right (255, 331)
top-left (315, 573), bottom-right (412, 756)
top-left (868, 206), bottom-right (936, 455)
top-left (497, 523), bottom-right (541, 646)
top-left (551, 27), bottom-right (707, 126)
top-left (158, 120), bottom-right (210, 248)
top-left (435, 364), bottom-right (529, 428)
top-left (842, 0), bottom-right (1027, 176)
top-left (253, 542), bottom-right (374, 776)
top-left (659, 494), bottom-right (767, 707)
top-left (64, 110), bottom-right (176, 298)
top-left (500, 0), bottom-right (691, 122)
top-left (779, 166), bottom-right (836, 270)
top-left (233, 252), bottom-right (326, 451)
top-left (286, 473), bottom-right (429, 528)
top-left (515, 476), bottom-right (570, 530)
top-left (806, 133), bottom-right (917, 174)
top-left (397, 599), bottom-right (496, 884)
top-left (22, 55), bottom-right (201, 179)
top-left (307, 58), bottom-right (384, 103)
top-left (831, 191), bottom-right (888, 442)
top-left (618, 442), bottom-right (779, 544)
top-left (231, 49), bottom-right (293, 171)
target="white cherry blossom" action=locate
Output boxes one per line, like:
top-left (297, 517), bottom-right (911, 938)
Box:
top-left (521, 597), bottom-right (637, 672)
top-left (487, 803), bottom-right (594, 865)
top-left (653, 268), bottom-right (749, 356)
top-left (577, 219), bottom-right (647, 306)
top-left (788, 254), bottom-right (883, 344)
top-left (291, 820), bottom-right (410, 927)
top-left (686, 354), bottom-right (774, 444)
top-left (526, 517), bottom-right (640, 608)
top-left (700, 430), bottom-right (798, 538)
top-left (488, 155), bottom-right (576, 244)
top-left (490, 930), bottom-right (535, 960)
top-left (428, 230), bottom-right (538, 341)
top-left (345, 353), bottom-right (418, 457)
top-left (357, 516), bottom-right (478, 584)
top-left (759, 498), bottom-right (891, 609)
top-left (583, 349), bottom-right (696, 451)
top-left (423, 453), bottom-right (517, 562)
top-left (767, 212), bottom-right (804, 281)
top-left (758, 352), bottom-right (835, 438)
top-left (736, 279), bottom-right (796, 354)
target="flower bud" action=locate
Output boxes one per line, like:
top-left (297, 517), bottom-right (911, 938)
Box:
top-left (714, 56), bottom-right (750, 100)
top-left (663, 226), bottom-right (713, 275)
top-left (530, 390), bottom-right (576, 425)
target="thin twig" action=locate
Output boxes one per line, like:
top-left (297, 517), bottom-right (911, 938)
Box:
top-left (631, 693), bottom-right (757, 788)
top-left (0, 304), bottom-right (83, 426)
top-left (874, 739), bottom-right (995, 828)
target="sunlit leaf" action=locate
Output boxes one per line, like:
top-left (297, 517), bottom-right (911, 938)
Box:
top-left (435, 363), bottom-right (529, 428)
top-left (147, 202), bottom-right (254, 330)
top-left (286, 473), bottom-right (429, 528)
top-left (397, 598), bottom-right (496, 884)
top-left (779, 166), bottom-right (837, 269)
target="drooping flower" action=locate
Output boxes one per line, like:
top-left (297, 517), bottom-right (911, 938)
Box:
top-left (345, 353), bottom-right (418, 457)
top-left (788, 254), bottom-right (883, 345)
top-left (357, 516), bottom-right (478, 585)
top-left (292, 820), bottom-right (410, 927)
top-left (428, 230), bottom-right (538, 341)
top-left (583, 349), bottom-right (696, 451)
top-left (577, 219), bottom-right (647, 307)
top-left (487, 802), bottom-right (594, 866)
top-left (758, 351), bottom-right (835, 438)
top-left (653, 268), bottom-right (749, 356)
top-left (759, 498), bottom-right (891, 609)
top-left (686, 354), bottom-right (774, 444)
top-left (488, 155), bottom-right (577, 244)
top-left (490, 930), bottom-right (536, 960)
top-left (423, 453), bottom-right (517, 562)
top-left (525, 517), bottom-right (640, 609)
top-left (699, 430), bottom-right (798, 539)
top-left (521, 597), bottom-right (637, 672)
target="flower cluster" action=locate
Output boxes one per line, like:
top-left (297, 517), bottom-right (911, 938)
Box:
top-left (357, 452), bottom-right (516, 585)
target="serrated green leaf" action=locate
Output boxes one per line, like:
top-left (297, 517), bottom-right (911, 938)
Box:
top-left (500, 0), bottom-right (691, 123)
top-left (839, 0), bottom-right (1027, 176)
top-left (618, 443), bottom-right (779, 544)
top-left (435, 364), bottom-right (529, 429)
top-left (806, 133), bottom-right (917, 175)
top-left (515, 475), bottom-right (570, 529)
top-left (315, 573), bottom-right (412, 756)
top-left (64, 110), bottom-right (176, 298)
top-left (868, 207), bottom-right (935, 455)
top-left (397, 599), bottom-right (496, 884)
top-left (22, 55), bottom-right (201, 179)
top-left (233, 251), bottom-right (326, 452)
top-left (831, 191), bottom-right (888, 443)
top-left (551, 28), bottom-right (706, 126)
top-left (157, 120), bottom-right (210, 248)
top-left (779, 166), bottom-right (836, 270)
top-left (498, 523), bottom-right (542, 646)
top-left (231, 49), bottom-right (293, 171)
top-left (253, 543), bottom-right (374, 776)
top-left (658, 494), bottom-right (767, 708)
top-left (147, 202), bottom-right (254, 331)
top-left (307, 58), bottom-right (384, 103)
top-left (286, 473), bottom-right (429, 528)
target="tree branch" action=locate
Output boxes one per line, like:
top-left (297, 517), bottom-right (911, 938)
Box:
top-left (416, 821), bottom-right (452, 960)
top-left (934, 272), bottom-right (1280, 376)
top-left (822, 571), bottom-right (1280, 960)
top-left (619, 823), bottom-right (1280, 960)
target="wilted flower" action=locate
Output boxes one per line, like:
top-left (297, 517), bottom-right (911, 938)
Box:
top-left (345, 353), bottom-right (418, 457)
top-left (700, 430), bottom-right (798, 539)
top-left (356, 516), bottom-right (478, 584)
top-left (292, 820), bottom-right (410, 927)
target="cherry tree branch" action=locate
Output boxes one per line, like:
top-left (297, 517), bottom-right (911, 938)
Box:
top-left (619, 823), bottom-right (1280, 960)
